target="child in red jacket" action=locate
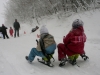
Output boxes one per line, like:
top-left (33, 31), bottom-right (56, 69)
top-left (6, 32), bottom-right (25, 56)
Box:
top-left (58, 19), bottom-right (89, 66)
top-left (9, 27), bottom-right (13, 37)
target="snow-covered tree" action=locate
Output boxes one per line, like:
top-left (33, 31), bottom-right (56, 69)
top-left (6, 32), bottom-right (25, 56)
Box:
top-left (4, 0), bottom-right (99, 26)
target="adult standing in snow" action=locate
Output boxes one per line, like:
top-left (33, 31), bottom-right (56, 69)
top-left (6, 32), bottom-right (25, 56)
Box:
top-left (57, 19), bottom-right (89, 66)
top-left (1, 24), bottom-right (9, 39)
top-left (25, 25), bottom-right (56, 66)
top-left (13, 19), bottom-right (20, 37)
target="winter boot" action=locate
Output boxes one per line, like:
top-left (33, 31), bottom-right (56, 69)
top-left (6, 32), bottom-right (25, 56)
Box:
top-left (59, 57), bottom-right (68, 66)
top-left (80, 54), bottom-right (89, 61)
top-left (68, 58), bottom-right (77, 65)
top-left (25, 56), bottom-right (32, 63)
top-left (25, 56), bottom-right (28, 60)
top-left (72, 59), bottom-right (77, 65)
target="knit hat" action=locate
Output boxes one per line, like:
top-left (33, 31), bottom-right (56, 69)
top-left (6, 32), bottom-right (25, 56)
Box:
top-left (40, 25), bottom-right (49, 35)
top-left (72, 19), bottom-right (84, 29)
top-left (2, 24), bottom-right (4, 26)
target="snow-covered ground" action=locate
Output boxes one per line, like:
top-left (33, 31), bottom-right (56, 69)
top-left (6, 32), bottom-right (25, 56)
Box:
top-left (0, 9), bottom-right (100, 75)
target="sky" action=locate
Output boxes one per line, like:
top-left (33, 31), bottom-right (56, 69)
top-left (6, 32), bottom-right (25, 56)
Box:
top-left (0, 8), bottom-right (100, 75)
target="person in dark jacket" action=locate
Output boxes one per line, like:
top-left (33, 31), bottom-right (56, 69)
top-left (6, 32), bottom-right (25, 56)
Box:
top-left (13, 19), bottom-right (20, 37)
top-left (58, 19), bottom-right (89, 66)
top-left (1, 24), bottom-right (9, 39)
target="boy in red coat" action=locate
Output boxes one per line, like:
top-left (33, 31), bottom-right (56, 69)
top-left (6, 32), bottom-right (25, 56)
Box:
top-left (58, 19), bottom-right (89, 66)
top-left (9, 27), bottom-right (13, 37)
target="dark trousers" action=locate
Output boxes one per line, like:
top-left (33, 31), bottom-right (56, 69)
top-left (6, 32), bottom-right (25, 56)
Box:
top-left (2, 33), bottom-right (9, 39)
top-left (14, 29), bottom-right (19, 37)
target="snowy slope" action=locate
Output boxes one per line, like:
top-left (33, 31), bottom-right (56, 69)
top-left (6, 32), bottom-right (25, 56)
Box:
top-left (0, 9), bottom-right (100, 75)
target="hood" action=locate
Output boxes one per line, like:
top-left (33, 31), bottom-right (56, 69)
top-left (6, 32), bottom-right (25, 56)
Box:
top-left (71, 26), bottom-right (84, 36)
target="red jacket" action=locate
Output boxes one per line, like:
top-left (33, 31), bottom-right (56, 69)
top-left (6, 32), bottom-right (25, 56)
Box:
top-left (9, 29), bottom-right (13, 35)
top-left (63, 26), bottom-right (86, 56)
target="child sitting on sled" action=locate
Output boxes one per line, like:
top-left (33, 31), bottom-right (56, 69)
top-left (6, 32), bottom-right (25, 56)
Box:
top-left (25, 25), bottom-right (56, 66)
top-left (57, 19), bottom-right (89, 66)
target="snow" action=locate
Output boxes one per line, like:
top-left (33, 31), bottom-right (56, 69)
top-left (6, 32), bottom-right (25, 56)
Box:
top-left (0, 8), bottom-right (100, 75)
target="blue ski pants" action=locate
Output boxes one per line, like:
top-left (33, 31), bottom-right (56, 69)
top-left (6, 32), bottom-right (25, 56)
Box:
top-left (28, 44), bottom-right (56, 62)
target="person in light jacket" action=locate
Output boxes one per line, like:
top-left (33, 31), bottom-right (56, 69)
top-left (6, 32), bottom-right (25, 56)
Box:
top-left (25, 25), bottom-right (56, 64)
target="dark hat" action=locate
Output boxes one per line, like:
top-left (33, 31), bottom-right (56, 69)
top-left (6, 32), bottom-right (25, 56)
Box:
top-left (2, 24), bottom-right (4, 26)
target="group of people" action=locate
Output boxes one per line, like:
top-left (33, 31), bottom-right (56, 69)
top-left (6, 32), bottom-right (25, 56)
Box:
top-left (0, 19), bottom-right (20, 39)
top-left (0, 18), bottom-right (89, 66)
top-left (25, 19), bottom-right (89, 66)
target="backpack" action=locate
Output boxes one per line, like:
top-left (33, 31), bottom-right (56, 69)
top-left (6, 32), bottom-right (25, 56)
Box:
top-left (40, 33), bottom-right (55, 61)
